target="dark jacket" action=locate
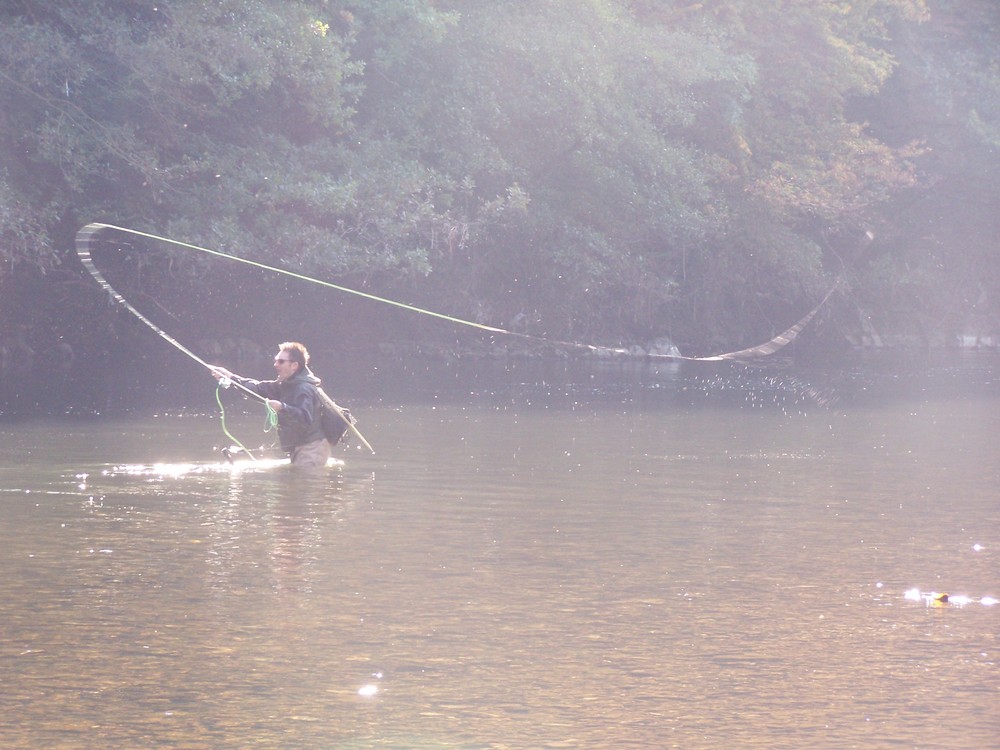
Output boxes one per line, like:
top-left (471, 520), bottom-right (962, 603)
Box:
top-left (235, 368), bottom-right (325, 452)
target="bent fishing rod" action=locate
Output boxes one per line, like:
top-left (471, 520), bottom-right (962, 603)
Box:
top-left (75, 222), bottom-right (375, 455)
top-left (76, 222), bottom-right (838, 367)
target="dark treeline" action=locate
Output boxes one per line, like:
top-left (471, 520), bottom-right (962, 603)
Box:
top-left (1, 0), bottom-right (998, 409)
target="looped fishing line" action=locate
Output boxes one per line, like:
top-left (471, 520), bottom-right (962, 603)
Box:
top-left (77, 222), bottom-right (838, 365)
top-left (261, 401), bottom-right (279, 435)
top-left (214, 381), bottom-right (280, 461)
top-left (215, 381), bottom-right (257, 460)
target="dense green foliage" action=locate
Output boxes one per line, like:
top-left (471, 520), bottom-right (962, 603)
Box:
top-left (1, 0), bottom-right (997, 356)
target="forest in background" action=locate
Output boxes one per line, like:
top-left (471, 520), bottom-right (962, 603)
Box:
top-left (1, 0), bottom-right (998, 393)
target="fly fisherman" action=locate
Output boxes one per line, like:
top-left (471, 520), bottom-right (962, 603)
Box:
top-left (211, 341), bottom-right (332, 468)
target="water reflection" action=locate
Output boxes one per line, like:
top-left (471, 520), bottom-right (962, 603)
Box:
top-left (77, 455), bottom-right (362, 596)
top-left (1, 355), bottom-right (998, 749)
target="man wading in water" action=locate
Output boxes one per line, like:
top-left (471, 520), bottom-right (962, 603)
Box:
top-left (211, 341), bottom-right (333, 468)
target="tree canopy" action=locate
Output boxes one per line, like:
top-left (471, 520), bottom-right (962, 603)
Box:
top-left (1, 0), bottom-right (997, 357)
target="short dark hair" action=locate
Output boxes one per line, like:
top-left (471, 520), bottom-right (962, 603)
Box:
top-left (279, 341), bottom-right (309, 370)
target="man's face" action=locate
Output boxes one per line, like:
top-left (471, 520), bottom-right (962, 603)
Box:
top-left (273, 351), bottom-right (298, 382)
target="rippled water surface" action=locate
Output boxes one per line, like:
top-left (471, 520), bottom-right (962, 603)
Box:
top-left (1, 355), bottom-right (997, 749)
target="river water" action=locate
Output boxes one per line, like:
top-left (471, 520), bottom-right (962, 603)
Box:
top-left (1, 353), bottom-right (997, 749)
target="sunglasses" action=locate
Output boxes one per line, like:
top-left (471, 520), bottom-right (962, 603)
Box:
top-left (274, 358), bottom-right (294, 364)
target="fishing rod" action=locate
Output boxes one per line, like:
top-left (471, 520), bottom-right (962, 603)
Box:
top-left (75, 222), bottom-right (374, 455)
top-left (76, 222), bottom-right (838, 366)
